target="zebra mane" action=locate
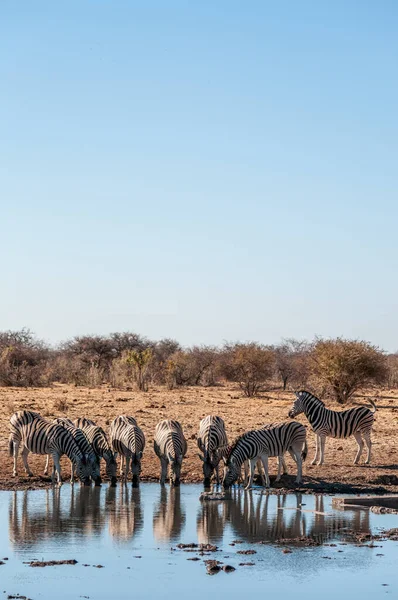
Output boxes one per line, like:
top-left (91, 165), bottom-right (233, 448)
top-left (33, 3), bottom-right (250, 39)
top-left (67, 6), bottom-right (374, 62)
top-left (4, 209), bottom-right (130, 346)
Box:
top-left (226, 429), bottom-right (259, 464)
top-left (297, 390), bottom-right (325, 406)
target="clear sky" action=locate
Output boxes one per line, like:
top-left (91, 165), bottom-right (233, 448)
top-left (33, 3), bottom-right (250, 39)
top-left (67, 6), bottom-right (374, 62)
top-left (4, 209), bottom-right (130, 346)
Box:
top-left (1, 1), bottom-right (397, 350)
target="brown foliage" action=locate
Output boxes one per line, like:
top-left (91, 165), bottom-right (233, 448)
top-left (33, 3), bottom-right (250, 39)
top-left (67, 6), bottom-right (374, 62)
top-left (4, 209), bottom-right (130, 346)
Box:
top-left (221, 342), bottom-right (274, 397)
top-left (311, 337), bottom-right (388, 404)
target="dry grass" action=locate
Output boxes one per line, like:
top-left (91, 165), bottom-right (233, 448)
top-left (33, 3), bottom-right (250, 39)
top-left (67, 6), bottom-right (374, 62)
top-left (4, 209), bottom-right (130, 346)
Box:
top-left (1, 383), bottom-right (398, 492)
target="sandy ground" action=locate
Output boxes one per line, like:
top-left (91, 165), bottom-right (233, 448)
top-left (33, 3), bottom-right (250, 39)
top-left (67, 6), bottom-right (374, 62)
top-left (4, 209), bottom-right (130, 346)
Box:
top-left (1, 384), bottom-right (398, 493)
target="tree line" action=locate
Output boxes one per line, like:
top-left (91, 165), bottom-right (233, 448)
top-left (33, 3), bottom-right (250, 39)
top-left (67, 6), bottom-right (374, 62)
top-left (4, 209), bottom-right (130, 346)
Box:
top-left (0, 328), bottom-right (396, 404)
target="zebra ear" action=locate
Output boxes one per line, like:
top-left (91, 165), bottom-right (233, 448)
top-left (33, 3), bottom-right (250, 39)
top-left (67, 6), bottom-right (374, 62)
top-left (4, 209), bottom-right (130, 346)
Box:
top-left (168, 452), bottom-right (174, 463)
top-left (197, 453), bottom-right (205, 462)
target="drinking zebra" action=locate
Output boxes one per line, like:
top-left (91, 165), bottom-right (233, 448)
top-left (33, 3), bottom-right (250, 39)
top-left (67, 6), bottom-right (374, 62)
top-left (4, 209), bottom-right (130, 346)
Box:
top-left (9, 414), bottom-right (92, 486)
top-left (44, 418), bottom-right (101, 485)
top-left (73, 418), bottom-right (117, 486)
top-left (110, 415), bottom-right (146, 486)
top-left (223, 421), bottom-right (307, 489)
top-left (154, 420), bottom-right (187, 486)
top-left (288, 390), bottom-right (377, 465)
top-left (197, 415), bottom-right (228, 487)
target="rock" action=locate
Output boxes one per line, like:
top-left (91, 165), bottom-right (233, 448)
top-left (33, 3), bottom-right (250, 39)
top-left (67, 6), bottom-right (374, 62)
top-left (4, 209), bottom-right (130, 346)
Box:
top-left (236, 549), bottom-right (256, 555)
top-left (222, 565), bottom-right (236, 572)
top-left (29, 559), bottom-right (78, 567)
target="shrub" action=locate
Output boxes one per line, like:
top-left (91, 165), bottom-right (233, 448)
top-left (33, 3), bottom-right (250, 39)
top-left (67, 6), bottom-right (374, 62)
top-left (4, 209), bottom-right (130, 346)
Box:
top-left (221, 342), bottom-right (275, 397)
top-left (0, 328), bottom-right (51, 387)
top-left (311, 337), bottom-right (388, 404)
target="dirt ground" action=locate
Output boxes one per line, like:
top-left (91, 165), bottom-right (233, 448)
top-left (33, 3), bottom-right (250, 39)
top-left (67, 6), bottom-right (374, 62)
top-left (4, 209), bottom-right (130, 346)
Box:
top-left (1, 383), bottom-right (398, 493)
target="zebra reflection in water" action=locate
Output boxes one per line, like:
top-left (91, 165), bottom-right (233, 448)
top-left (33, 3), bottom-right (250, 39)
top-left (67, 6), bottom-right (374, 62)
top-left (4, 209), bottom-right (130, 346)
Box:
top-left (225, 491), bottom-right (370, 544)
top-left (153, 487), bottom-right (186, 542)
top-left (9, 486), bottom-right (105, 549)
top-left (196, 499), bottom-right (227, 545)
top-left (106, 485), bottom-right (143, 542)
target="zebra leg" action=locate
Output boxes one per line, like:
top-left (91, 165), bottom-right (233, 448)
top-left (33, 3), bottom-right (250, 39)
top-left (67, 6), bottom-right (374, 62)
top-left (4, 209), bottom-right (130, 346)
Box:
top-left (70, 460), bottom-right (75, 485)
top-left (12, 440), bottom-right (20, 477)
top-left (363, 432), bottom-right (372, 464)
top-left (44, 455), bottom-right (50, 476)
top-left (124, 456), bottom-right (130, 483)
top-left (311, 435), bottom-right (320, 465)
top-left (294, 450), bottom-right (303, 484)
top-left (353, 432), bottom-right (364, 464)
top-left (259, 455), bottom-right (270, 488)
top-left (257, 458), bottom-right (266, 486)
top-left (52, 452), bottom-right (62, 486)
top-left (244, 458), bottom-right (256, 490)
top-left (119, 455), bottom-right (125, 477)
top-left (275, 456), bottom-right (283, 481)
top-left (318, 436), bottom-right (326, 465)
top-left (160, 457), bottom-right (168, 485)
top-left (21, 447), bottom-right (33, 477)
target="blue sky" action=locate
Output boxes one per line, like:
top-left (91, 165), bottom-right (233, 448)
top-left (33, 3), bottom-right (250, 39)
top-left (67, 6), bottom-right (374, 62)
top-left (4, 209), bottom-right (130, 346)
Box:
top-left (1, 1), bottom-right (397, 350)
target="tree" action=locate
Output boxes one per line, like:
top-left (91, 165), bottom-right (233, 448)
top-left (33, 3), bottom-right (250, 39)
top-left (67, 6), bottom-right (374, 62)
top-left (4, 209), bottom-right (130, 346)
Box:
top-left (221, 342), bottom-right (275, 397)
top-left (311, 337), bottom-right (388, 404)
top-left (165, 346), bottom-right (218, 388)
top-left (126, 348), bottom-right (153, 391)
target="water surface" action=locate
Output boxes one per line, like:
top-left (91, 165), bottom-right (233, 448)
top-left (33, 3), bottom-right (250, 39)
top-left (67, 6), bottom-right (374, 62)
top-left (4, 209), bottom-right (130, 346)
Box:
top-left (0, 484), bottom-right (396, 599)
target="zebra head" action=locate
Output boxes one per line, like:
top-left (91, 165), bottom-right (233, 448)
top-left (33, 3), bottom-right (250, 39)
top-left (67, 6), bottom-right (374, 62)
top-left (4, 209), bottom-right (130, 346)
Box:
top-left (131, 452), bottom-right (143, 487)
top-left (74, 455), bottom-right (92, 486)
top-left (197, 452), bottom-right (214, 487)
top-left (90, 455), bottom-right (102, 486)
top-left (222, 457), bottom-right (240, 489)
top-left (105, 451), bottom-right (117, 486)
top-left (288, 391), bottom-right (307, 418)
top-left (168, 453), bottom-right (183, 486)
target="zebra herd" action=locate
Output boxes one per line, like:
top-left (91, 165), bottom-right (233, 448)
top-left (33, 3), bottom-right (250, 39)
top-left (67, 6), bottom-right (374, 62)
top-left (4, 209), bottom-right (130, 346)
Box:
top-left (8, 390), bottom-right (377, 489)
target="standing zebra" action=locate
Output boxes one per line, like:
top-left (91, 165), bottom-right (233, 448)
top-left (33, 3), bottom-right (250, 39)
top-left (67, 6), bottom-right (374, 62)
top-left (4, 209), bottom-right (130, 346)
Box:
top-left (44, 418), bottom-right (101, 485)
top-left (110, 415), bottom-right (146, 486)
top-left (9, 416), bottom-right (92, 486)
top-left (73, 418), bottom-right (117, 486)
top-left (154, 420), bottom-right (187, 486)
top-left (288, 390), bottom-right (377, 465)
top-left (197, 415), bottom-right (228, 487)
top-left (223, 422), bottom-right (307, 489)
top-left (9, 410), bottom-right (43, 477)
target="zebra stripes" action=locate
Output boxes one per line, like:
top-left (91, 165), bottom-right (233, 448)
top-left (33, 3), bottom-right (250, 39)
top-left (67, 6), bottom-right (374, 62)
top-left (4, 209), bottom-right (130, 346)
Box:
top-left (73, 418), bottom-right (117, 485)
top-left (9, 412), bottom-right (92, 486)
top-left (197, 415), bottom-right (228, 486)
top-left (110, 415), bottom-right (146, 485)
top-left (288, 390), bottom-right (376, 465)
top-left (223, 421), bottom-right (307, 489)
top-left (154, 420), bottom-right (187, 486)
top-left (44, 418), bottom-right (101, 485)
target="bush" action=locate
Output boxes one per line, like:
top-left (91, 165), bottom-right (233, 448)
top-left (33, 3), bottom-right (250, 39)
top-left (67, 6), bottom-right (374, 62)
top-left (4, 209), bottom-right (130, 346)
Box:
top-left (221, 342), bottom-right (274, 397)
top-left (273, 339), bottom-right (311, 390)
top-left (165, 346), bottom-right (218, 388)
top-left (311, 337), bottom-right (388, 404)
top-left (0, 328), bottom-right (51, 387)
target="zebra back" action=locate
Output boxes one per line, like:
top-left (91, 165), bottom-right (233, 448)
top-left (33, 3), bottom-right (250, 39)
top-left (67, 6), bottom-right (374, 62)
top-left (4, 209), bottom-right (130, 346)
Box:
top-left (197, 415), bottom-right (228, 461)
top-left (110, 415), bottom-right (145, 457)
top-left (292, 391), bottom-right (375, 438)
top-left (154, 419), bottom-right (187, 461)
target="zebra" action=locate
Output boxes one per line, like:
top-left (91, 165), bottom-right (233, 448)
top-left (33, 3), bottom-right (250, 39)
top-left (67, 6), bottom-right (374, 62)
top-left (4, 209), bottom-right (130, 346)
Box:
top-left (197, 415), bottom-right (228, 487)
top-left (43, 418), bottom-right (101, 485)
top-left (154, 420), bottom-right (187, 486)
top-left (223, 421), bottom-right (307, 489)
top-left (288, 390), bottom-right (377, 465)
top-left (110, 415), bottom-right (146, 486)
top-left (9, 410), bottom-right (44, 477)
top-left (73, 418), bottom-right (117, 486)
top-left (9, 417), bottom-right (92, 486)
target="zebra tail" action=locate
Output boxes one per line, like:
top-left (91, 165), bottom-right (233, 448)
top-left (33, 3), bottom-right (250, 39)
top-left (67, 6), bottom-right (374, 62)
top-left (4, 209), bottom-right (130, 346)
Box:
top-left (301, 439), bottom-right (308, 462)
top-left (368, 399), bottom-right (377, 413)
top-left (8, 435), bottom-right (14, 457)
